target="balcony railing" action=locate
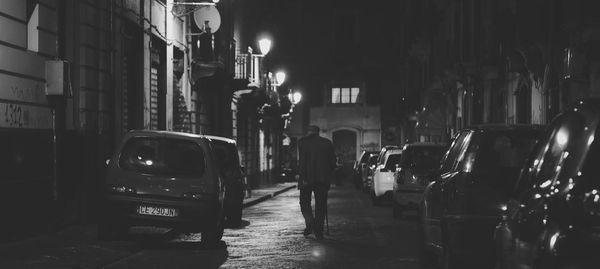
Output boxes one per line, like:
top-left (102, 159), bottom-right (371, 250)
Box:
top-left (234, 52), bottom-right (263, 87)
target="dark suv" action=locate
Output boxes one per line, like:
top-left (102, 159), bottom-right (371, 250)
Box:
top-left (495, 99), bottom-right (600, 269)
top-left (392, 143), bottom-right (445, 218)
top-left (418, 125), bottom-right (544, 268)
top-left (99, 131), bottom-right (243, 244)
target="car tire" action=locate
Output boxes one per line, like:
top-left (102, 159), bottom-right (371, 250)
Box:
top-left (202, 202), bottom-right (225, 246)
top-left (202, 222), bottom-right (224, 245)
top-left (441, 219), bottom-right (464, 269)
top-left (392, 203), bottom-right (404, 219)
top-left (98, 221), bottom-right (127, 241)
top-left (225, 185), bottom-right (244, 228)
top-left (417, 205), bottom-right (440, 267)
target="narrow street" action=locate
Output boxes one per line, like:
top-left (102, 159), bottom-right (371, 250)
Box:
top-left (0, 184), bottom-right (423, 269)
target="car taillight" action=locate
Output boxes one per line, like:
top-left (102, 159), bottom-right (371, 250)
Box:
top-left (109, 185), bottom-right (136, 194)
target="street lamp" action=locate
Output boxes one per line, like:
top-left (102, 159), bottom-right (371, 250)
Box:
top-left (288, 90), bottom-right (302, 105)
top-left (275, 71), bottom-right (286, 86)
top-left (258, 38), bottom-right (272, 56)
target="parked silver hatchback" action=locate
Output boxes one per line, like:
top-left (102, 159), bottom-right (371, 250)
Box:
top-left (99, 130), bottom-right (225, 244)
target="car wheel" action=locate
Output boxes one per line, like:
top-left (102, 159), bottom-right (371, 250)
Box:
top-left (202, 222), bottom-right (224, 245)
top-left (98, 221), bottom-right (127, 241)
top-left (225, 185), bottom-right (244, 228)
top-left (392, 202), bottom-right (403, 219)
top-left (226, 202), bottom-right (243, 228)
top-left (202, 203), bottom-right (225, 246)
top-left (441, 219), bottom-right (464, 269)
top-left (417, 206), bottom-right (438, 267)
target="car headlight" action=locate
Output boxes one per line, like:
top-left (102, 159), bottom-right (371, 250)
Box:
top-left (109, 185), bottom-right (136, 194)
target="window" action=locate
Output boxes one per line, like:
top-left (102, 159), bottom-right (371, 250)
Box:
top-left (119, 137), bottom-right (206, 177)
top-left (384, 153), bottom-right (402, 170)
top-left (515, 112), bottom-right (589, 200)
top-left (331, 87), bottom-right (360, 104)
top-left (440, 131), bottom-right (472, 173)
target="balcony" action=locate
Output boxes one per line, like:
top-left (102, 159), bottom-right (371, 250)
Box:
top-left (234, 53), bottom-right (263, 88)
top-left (191, 33), bottom-right (235, 79)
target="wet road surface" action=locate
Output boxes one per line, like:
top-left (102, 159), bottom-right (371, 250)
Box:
top-left (0, 184), bottom-right (424, 268)
top-left (107, 184), bottom-right (423, 269)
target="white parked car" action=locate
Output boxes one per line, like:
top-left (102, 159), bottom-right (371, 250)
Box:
top-left (371, 148), bottom-right (402, 205)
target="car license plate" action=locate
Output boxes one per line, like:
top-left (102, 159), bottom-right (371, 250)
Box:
top-left (137, 205), bottom-right (178, 217)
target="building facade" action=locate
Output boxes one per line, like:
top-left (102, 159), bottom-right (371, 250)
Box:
top-left (0, 0), bottom-right (286, 238)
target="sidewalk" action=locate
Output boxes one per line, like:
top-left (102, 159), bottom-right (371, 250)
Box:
top-left (243, 182), bottom-right (297, 208)
top-left (0, 183), bottom-right (297, 268)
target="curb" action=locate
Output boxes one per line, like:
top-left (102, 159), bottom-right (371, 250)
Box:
top-left (242, 184), bottom-right (297, 208)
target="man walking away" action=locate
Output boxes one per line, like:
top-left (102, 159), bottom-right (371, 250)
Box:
top-left (298, 125), bottom-right (337, 239)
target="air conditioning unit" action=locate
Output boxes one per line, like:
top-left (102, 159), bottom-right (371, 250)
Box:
top-left (45, 60), bottom-right (71, 96)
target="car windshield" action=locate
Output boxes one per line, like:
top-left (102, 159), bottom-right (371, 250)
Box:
top-left (119, 137), bottom-right (206, 177)
top-left (402, 146), bottom-right (445, 174)
top-left (368, 155), bottom-right (378, 165)
top-left (384, 153), bottom-right (402, 170)
top-left (360, 151), bottom-right (375, 163)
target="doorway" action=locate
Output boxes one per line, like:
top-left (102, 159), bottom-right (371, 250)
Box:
top-left (332, 129), bottom-right (357, 185)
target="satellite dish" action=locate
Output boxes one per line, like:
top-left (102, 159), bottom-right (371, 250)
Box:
top-left (193, 6), bottom-right (221, 33)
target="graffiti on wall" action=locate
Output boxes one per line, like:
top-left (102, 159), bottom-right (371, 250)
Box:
top-left (0, 102), bottom-right (52, 129)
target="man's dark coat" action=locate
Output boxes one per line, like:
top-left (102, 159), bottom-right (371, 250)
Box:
top-left (298, 133), bottom-right (336, 187)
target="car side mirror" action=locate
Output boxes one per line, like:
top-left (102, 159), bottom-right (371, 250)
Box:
top-left (105, 158), bottom-right (111, 166)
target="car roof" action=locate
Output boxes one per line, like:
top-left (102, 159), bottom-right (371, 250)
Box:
top-left (386, 149), bottom-right (403, 155)
top-left (125, 130), bottom-right (236, 145)
top-left (466, 124), bottom-right (546, 132)
top-left (381, 145), bottom-right (401, 150)
top-left (403, 142), bottom-right (445, 149)
top-left (127, 130), bottom-right (206, 139)
top-left (203, 135), bottom-right (236, 145)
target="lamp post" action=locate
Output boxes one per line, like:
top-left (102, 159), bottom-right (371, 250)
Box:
top-left (275, 71), bottom-right (286, 86)
top-left (289, 91), bottom-right (302, 105)
top-left (258, 38), bottom-right (271, 56)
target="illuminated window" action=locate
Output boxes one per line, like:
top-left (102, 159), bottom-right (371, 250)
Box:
top-left (351, 87), bottom-right (359, 103)
top-left (341, 88), bottom-right (350, 103)
top-left (331, 88), bottom-right (340, 104)
top-left (331, 87), bottom-right (360, 104)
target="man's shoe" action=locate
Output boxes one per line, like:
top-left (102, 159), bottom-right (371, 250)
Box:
top-left (303, 227), bottom-right (313, 236)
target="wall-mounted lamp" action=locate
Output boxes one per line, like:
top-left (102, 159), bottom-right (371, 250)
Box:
top-left (258, 38), bottom-right (272, 56)
top-left (275, 71), bottom-right (286, 86)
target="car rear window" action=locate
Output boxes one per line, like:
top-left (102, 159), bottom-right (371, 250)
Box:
top-left (384, 153), bottom-right (402, 170)
top-left (471, 130), bottom-right (540, 173)
top-left (119, 137), bottom-right (206, 177)
top-left (368, 155), bottom-right (378, 165)
top-left (402, 146), bottom-right (445, 173)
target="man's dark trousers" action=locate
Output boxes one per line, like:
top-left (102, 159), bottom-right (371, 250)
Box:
top-left (299, 183), bottom-right (329, 235)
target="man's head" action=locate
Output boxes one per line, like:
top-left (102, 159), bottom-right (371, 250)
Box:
top-left (307, 125), bottom-right (320, 136)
